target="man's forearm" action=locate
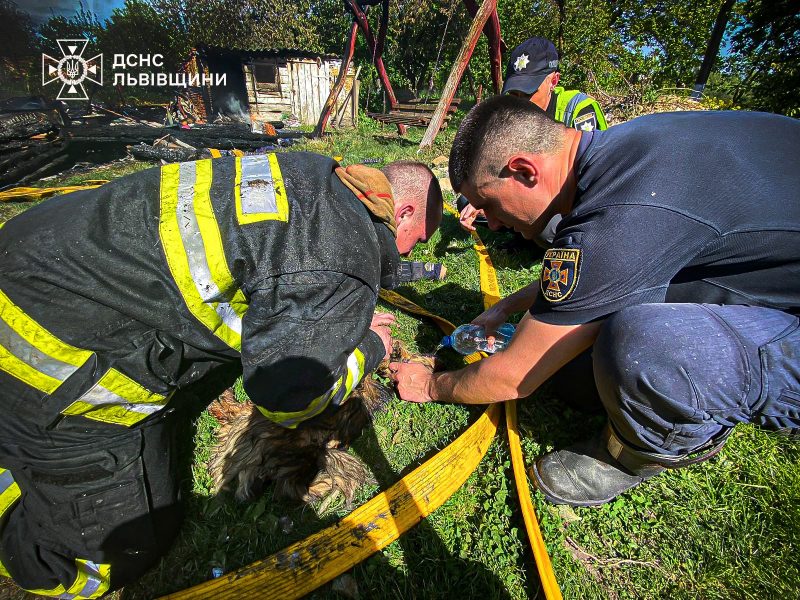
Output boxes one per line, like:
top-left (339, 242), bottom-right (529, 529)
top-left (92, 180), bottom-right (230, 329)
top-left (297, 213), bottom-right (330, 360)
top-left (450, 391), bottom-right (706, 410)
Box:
top-left (430, 354), bottom-right (522, 404)
top-left (498, 283), bottom-right (539, 315)
top-left (428, 314), bottom-right (603, 405)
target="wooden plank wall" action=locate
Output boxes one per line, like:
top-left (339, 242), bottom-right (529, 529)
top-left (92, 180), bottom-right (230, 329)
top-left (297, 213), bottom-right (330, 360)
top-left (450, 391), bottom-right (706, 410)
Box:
top-left (243, 57), bottom-right (358, 128)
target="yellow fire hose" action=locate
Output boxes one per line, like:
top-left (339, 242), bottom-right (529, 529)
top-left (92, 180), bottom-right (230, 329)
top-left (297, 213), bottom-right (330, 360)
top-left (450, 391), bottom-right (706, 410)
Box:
top-left (443, 203), bottom-right (562, 600)
top-left (161, 204), bottom-right (561, 599)
top-left (0, 181), bottom-right (110, 202)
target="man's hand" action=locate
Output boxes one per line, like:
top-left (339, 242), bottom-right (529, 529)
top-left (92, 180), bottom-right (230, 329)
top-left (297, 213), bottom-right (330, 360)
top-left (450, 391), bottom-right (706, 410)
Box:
top-left (370, 312), bottom-right (395, 359)
top-left (389, 361), bottom-right (435, 403)
top-left (459, 203), bottom-right (484, 232)
top-left (471, 304), bottom-right (509, 336)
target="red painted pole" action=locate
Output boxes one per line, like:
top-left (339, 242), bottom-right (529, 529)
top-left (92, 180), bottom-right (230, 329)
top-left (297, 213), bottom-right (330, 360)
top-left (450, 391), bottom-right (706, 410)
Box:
top-left (346, 0), bottom-right (406, 135)
top-left (313, 21), bottom-right (358, 137)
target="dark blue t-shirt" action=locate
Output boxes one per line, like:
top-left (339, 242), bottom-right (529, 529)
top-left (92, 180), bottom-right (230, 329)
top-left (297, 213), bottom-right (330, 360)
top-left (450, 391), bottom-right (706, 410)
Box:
top-left (531, 110), bottom-right (800, 325)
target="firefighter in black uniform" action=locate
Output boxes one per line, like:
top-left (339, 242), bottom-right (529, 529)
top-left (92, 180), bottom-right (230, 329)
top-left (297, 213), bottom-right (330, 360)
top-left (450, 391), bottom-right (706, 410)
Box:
top-left (393, 95), bottom-right (800, 507)
top-left (0, 153), bottom-right (442, 596)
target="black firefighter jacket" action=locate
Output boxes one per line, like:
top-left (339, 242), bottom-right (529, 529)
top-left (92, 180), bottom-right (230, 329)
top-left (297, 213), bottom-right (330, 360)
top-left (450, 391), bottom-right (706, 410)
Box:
top-left (0, 152), bottom-right (396, 433)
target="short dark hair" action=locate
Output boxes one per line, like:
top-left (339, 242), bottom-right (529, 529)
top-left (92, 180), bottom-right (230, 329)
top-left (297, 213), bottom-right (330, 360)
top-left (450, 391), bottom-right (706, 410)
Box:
top-left (449, 94), bottom-right (567, 191)
top-left (382, 160), bottom-right (443, 221)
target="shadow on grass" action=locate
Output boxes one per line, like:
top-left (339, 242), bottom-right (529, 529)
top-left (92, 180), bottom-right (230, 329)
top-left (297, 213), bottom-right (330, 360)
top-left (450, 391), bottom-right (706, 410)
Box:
top-left (344, 424), bottom-right (514, 600)
top-left (371, 134), bottom-right (418, 148)
top-left (111, 359), bottom-right (512, 599)
top-left (392, 282), bottom-right (484, 325)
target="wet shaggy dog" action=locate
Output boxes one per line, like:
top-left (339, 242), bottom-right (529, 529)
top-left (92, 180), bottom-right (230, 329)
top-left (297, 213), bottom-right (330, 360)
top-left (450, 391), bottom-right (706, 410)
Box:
top-left (208, 343), bottom-right (433, 507)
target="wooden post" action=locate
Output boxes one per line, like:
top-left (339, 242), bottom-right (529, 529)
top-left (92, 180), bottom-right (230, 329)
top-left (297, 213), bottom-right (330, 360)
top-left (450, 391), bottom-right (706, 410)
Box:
top-left (313, 21), bottom-right (358, 137)
top-left (462, 0), bottom-right (505, 94)
top-left (419, 0), bottom-right (497, 149)
top-left (346, 0), bottom-right (406, 135)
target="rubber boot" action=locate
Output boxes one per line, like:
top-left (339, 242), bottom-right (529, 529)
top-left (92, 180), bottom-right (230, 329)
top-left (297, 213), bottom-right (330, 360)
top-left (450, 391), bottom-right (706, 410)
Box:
top-left (531, 424), bottom-right (729, 507)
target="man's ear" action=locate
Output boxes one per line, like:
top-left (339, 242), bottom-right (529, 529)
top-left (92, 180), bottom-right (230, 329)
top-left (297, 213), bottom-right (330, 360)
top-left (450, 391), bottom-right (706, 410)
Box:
top-left (507, 154), bottom-right (538, 185)
top-left (551, 71), bottom-right (560, 88)
top-left (396, 203), bottom-right (415, 222)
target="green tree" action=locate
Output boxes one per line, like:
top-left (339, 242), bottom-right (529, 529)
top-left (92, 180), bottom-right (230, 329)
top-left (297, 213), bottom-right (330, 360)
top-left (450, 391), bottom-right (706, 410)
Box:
top-left (0, 0), bottom-right (37, 95)
top-left (96, 0), bottom-right (182, 70)
top-left (614, 0), bottom-right (732, 89)
top-left (731, 0), bottom-right (800, 116)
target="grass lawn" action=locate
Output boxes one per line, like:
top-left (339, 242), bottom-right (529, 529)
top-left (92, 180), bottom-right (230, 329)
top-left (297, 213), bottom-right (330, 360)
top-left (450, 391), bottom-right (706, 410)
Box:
top-left (1, 120), bottom-right (799, 599)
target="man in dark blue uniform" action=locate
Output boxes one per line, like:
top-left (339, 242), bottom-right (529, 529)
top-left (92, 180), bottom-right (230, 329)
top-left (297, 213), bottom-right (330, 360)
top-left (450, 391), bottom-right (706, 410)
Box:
top-left (457, 36), bottom-right (608, 246)
top-left (392, 95), bottom-right (800, 507)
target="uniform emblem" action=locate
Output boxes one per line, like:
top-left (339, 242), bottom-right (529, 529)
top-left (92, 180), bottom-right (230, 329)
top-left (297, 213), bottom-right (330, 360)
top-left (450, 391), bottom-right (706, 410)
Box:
top-left (573, 113), bottom-right (597, 131)
top-left (514, 53), bottom-right (530, 72)
top-left (540, 248), bottom-right (581, 302)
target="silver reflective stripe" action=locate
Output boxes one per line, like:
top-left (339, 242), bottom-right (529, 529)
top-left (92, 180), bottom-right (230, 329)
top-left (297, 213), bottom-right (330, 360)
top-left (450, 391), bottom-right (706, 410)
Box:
top-left (347, 352), bottom-right (363, 384)
top-left (175, 161), bottom-right (242, 335)
top-left (77, 383), bottom-right (165, 416)
top-left (0, 469), bottom-right (13, 493)
top-left (0, 318), bottom-right (79, 381)
top-left (240, 155), bottom-right (278, 215)
top-left (332, 352), bottom-right (363, 407)
top-left (75, 561), bottom-right (103, 598)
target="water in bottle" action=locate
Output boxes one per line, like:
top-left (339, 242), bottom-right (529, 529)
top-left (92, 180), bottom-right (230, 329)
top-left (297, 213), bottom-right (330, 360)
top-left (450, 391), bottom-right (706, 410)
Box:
top-left (439, 323), bottom-right (516, 355)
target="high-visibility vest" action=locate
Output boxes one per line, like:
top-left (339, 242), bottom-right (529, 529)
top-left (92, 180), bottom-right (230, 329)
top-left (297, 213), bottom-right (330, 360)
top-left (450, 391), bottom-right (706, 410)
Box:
top-left (553, 86), bottom-right (608, 130)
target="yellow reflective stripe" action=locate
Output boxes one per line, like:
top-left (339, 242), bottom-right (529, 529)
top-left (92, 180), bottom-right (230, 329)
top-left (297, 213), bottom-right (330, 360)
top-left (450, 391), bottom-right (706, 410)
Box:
top-left (209, 148), bottom-right (222, 158)
top-left (193, 161), bottom-right (248, 319)
top-left (256, 349), bottom-right (366, 428)
top-left (256, 381), bottom-right (337, 429)
top-left (0, 468), bottom-right (21, 518)
top-left (0, 289), bottom-right (92, 393)
top-left (27, 559), bottom-right (110, 599)
top-left (62, 368), bottom-right (171, 427)
top-left (159, 162), bottom-right (243, 351)
top-left (342, 348), bottom-right (365, 400)
top-left (268, 153), bottom-right (289, 222)
top-left (0, 467), bottom-right (12, 574)
top-left (64, 560), bottom-right (111, 599)
top-left (234, 154), bottom-right (289, 225)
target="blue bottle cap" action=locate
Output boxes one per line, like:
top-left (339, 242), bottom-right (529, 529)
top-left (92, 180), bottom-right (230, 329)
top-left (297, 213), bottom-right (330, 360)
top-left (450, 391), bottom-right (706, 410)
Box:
top-left (440, 335), bottom-right (452, 348)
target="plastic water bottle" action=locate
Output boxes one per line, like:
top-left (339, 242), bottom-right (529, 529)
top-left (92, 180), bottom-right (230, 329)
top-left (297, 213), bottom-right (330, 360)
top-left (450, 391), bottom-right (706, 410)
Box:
top-left (440, 323), bottom-right (516, 355)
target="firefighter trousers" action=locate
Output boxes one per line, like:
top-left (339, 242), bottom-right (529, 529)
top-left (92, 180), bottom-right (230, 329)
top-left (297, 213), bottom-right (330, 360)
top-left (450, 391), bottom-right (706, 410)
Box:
top-left (0, 409), bottom-right (183, 597)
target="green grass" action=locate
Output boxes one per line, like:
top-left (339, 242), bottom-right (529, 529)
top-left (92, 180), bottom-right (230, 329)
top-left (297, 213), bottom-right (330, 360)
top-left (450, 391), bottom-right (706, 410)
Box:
top-left (1, 122), bottom-right (799, 600)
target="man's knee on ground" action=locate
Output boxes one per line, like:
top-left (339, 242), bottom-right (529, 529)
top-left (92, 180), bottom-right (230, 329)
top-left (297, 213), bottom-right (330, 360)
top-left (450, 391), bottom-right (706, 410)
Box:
top-left (593, 304), bottom-right (722, 454)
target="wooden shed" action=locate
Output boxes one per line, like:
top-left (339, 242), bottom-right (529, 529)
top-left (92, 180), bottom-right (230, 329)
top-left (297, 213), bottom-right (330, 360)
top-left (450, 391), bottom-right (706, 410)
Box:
top-left (185, 46), bottom-right (359, 129)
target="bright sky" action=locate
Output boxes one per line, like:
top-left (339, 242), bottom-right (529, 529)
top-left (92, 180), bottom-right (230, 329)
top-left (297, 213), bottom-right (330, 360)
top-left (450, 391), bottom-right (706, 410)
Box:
top-left (20, 0), bottom-right (126, 24)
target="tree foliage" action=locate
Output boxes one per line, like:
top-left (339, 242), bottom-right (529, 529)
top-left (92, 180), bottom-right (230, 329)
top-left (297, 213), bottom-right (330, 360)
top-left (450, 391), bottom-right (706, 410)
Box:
top-left (0, 0), bottom-right (797, 117)
top-left (731, 0), bottom-right (800, 116)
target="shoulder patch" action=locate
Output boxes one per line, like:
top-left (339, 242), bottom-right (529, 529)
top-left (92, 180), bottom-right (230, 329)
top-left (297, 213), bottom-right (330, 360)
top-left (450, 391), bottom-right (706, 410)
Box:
top-left (573, 112), bottom-right (597, 131)
top-left (540, 248), bottom-right (581, 302)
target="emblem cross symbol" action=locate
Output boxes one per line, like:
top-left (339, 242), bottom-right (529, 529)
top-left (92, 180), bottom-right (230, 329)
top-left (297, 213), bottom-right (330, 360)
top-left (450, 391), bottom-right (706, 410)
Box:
top-left (42, 39), bottom-right (103, 101)
top-left (545, 261), bottom-right (569, 291)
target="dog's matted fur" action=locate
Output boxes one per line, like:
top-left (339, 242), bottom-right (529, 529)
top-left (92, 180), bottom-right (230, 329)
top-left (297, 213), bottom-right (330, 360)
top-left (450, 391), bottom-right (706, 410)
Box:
top-left (208, 343), bottom-right (433, 507)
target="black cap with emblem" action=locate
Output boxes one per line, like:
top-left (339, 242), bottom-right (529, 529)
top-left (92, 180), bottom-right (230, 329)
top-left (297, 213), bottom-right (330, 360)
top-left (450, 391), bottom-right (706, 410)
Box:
top-left (501, 37), bottom-right (560, 96)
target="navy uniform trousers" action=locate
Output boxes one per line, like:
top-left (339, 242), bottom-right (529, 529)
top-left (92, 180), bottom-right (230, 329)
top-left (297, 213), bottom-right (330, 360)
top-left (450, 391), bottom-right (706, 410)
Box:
top-left (551, 303), bottom-right (800, 455)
